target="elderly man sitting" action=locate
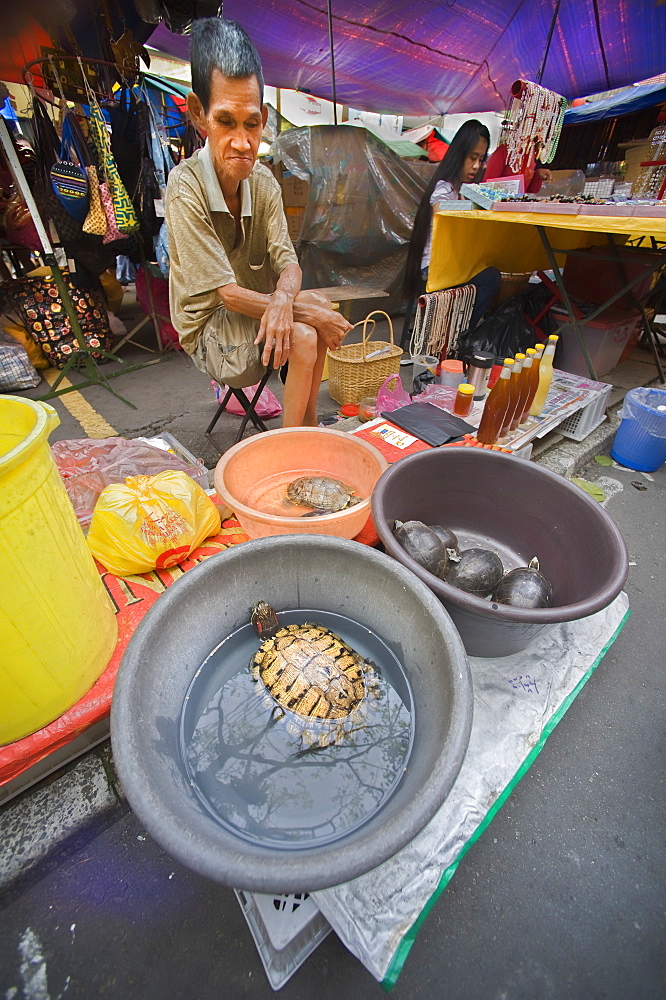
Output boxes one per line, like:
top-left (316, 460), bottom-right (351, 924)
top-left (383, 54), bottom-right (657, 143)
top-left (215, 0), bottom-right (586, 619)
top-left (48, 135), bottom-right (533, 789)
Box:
top-left (166, 18), bottom-right (352, 426)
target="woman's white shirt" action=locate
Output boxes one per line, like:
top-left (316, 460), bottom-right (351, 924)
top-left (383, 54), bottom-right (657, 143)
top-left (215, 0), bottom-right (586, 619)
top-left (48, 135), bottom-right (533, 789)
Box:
top-left (420, 179), bottom-right (457, 271)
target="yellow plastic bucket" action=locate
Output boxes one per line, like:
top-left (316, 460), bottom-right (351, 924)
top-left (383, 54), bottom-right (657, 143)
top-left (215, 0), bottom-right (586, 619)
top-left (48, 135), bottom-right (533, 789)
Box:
top-left (0, 396), bottom-right (117, 745)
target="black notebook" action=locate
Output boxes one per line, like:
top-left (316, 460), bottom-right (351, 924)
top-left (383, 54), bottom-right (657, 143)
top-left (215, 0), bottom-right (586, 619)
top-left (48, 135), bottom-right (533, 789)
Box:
top-left (382, 402), bottom-right (476, 447)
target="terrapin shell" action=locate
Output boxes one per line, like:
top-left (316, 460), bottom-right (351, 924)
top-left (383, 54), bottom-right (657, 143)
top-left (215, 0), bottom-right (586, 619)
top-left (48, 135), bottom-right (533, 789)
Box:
top-left (428, 525), bottom-right (460, 559)
top-left (493, 557), bottom-right (553, 608)
top-left (446, 547), bottom-right (504, 596)
top-left (286, 476), bottom-right (359, 513)
top-left (250, 601), bottom-right (377, 747)
top-left (393, 520), bottom-right (446, 574)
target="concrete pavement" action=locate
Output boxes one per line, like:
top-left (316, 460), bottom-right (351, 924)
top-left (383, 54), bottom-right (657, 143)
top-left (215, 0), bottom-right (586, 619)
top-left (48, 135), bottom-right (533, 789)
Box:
top-left (1, 293), bottom-right (665, 998)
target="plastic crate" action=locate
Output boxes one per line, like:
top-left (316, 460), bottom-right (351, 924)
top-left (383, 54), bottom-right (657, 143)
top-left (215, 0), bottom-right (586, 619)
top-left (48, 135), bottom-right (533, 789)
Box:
top-left (553, 306), bottom-right (642, 378)
top-left (556, 384), bottom-right (612, 441)
top-left (235, 890), bottom-right (332, 991)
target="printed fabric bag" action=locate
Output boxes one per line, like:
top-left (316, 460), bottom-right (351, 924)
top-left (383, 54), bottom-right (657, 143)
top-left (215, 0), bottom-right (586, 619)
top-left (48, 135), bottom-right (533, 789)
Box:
top-left (50, 148), bottom-right (89, 223)
top-left (84, 77), bottom-right (139, 235)
top-left (31, 96), bottom-right (84, 243)
top-left (99, 179), bottom-right (125, 244)
top-left (82, 164), bottom-right (108, 236)
top-left (58, 111), bottom-right (108, 240)
top-left (49, 112), bottom-right (97, 223)
top-left (8, 269), bottom-right (113, 368)
top-left (0, 333), bottom-right (41, 390)
top-left (1, 314), bottom-right (50, 369)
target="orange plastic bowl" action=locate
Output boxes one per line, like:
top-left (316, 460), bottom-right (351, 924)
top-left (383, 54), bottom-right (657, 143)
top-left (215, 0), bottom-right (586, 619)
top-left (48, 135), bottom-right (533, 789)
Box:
top-left (214, 427), bottom-right (388, 539)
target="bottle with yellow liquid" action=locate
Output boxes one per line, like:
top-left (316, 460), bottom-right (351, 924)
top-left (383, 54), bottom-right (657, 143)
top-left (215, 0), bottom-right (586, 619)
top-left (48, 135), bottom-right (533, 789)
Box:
top-left (519, 344), bottom-right (545, 426)
top-left (530, 336), bottom-right (558, 417)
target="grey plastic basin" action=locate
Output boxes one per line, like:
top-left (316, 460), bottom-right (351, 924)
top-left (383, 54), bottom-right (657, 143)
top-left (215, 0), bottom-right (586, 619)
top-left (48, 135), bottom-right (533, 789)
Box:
top-left (111, 535), bottom-right (472, 893)
top-left (372, 449), bottom-right (629, 657)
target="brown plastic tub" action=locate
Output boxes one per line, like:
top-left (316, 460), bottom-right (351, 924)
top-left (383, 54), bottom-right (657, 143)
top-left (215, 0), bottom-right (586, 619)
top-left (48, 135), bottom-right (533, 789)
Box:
top-left (372, 449), bottom-right (628, 657)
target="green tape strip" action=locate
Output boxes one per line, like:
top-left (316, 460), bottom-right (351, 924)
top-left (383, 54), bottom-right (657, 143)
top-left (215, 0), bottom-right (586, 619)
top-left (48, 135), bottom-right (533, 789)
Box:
top-left (381, 607), bottom-right (631, 990)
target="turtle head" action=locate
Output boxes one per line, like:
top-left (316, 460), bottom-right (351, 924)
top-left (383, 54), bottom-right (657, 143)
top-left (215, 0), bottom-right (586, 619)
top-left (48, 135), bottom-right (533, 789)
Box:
top-left (251, 601), bottom-right (279, 639)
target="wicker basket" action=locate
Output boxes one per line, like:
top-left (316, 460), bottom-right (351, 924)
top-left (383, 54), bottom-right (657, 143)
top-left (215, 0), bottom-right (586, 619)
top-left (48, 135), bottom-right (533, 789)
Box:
top-left (492, 271), bottom-right (533, 308)
top-left (327, 311), bottom-right (403, 405)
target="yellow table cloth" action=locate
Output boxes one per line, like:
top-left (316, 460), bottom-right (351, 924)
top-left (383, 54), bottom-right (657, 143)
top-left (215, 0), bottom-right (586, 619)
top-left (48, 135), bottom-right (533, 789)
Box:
top-left (427, 208), bottom-right (666, 292)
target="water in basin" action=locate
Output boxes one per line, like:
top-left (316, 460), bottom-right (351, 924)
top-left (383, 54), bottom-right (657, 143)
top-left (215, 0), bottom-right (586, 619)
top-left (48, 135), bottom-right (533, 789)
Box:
top-left (180, 610), bottom-right (413, 849)
top-left (241, 470), bottom-right (364, 517)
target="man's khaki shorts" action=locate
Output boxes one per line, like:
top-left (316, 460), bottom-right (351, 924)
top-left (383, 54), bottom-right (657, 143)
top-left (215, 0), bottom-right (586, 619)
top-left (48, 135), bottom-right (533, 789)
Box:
top-left (191, 307), bottom-right (266, 389)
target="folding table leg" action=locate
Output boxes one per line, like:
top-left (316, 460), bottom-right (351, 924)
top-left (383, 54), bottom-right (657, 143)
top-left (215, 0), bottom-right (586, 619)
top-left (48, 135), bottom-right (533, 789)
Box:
top-left (604, 235), bottom-right (665, 384)
top-left (536, 226), bottom-right (599, 380)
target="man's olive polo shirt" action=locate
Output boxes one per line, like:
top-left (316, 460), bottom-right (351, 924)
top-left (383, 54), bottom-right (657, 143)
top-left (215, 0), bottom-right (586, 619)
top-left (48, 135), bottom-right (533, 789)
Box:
top-left (165, 141), bottom-right (298, 354)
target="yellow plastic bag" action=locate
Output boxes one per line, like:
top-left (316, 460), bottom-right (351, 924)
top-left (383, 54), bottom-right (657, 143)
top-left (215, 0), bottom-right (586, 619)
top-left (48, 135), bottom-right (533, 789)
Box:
top-left (87, 471), bottom-right (221, 576)
top-left (99, 268), bottom-right (124, 314)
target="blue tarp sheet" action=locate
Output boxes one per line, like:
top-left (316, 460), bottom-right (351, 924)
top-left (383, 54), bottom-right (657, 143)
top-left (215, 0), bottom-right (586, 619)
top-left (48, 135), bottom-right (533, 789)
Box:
top-left (563, 82), bottom-right (666, 124)
top-left (149, 1), bottom-right (666, 116)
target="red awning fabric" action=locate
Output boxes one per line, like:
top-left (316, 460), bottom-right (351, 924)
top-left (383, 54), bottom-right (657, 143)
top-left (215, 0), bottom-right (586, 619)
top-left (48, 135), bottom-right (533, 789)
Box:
top-left (420, 134), bottom-right (449, 162)
top-left (1, 19), bottom-right (53, 86)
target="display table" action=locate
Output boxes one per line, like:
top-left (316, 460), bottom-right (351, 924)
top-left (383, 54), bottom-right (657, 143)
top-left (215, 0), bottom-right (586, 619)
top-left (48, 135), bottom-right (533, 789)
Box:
top-left (427, 209), bottom-right (666, 383)
top-left (349, 370), bottom-right (613, 462)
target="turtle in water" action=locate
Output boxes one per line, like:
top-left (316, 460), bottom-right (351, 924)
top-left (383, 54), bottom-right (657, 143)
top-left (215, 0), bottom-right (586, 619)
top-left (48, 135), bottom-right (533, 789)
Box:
top-left (249, 601), bottom-right (378, 747)
top-left (285, 476), bottom-right (362, 515)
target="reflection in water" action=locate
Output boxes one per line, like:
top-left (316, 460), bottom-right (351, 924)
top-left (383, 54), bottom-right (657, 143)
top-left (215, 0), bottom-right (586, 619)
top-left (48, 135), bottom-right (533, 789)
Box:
top-left (182, 613), bottom-right (412, 848)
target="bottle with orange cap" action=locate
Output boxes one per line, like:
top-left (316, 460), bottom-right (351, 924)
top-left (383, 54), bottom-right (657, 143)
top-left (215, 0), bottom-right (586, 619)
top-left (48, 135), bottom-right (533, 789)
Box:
top-left (477, 358), bottom-right (514, 445)
top-left (512, 348), bottom-right (536, 430)
top-left (499, 353), bottom-right (524, 439)
top-left (509, 350), bottom-right (535, 432)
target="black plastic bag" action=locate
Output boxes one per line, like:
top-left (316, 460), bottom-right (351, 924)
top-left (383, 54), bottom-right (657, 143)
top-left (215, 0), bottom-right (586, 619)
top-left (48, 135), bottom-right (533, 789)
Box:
top-left (412, 370), bottom-right (437, 395)
top-left (456, 283), bottom-right (556, 360)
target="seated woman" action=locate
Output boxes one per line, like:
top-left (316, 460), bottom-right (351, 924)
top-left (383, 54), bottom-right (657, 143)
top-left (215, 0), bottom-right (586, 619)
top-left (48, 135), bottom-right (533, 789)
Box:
top-left (403, 120), bottom-right (501, 342)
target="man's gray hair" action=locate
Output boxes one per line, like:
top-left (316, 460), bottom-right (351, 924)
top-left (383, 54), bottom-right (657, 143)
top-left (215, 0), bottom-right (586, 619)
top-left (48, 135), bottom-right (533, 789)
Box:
top-left (191, 19), bottom-right (264, 112)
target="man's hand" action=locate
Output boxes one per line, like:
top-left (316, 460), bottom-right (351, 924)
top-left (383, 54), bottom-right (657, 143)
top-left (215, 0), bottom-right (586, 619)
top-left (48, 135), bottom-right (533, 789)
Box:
top-left (309, 305), bottom-right (353, 351)
top-left (535, 167), bottom-right (552, 183)
top-left (254, 289), bottom-right (294, 368)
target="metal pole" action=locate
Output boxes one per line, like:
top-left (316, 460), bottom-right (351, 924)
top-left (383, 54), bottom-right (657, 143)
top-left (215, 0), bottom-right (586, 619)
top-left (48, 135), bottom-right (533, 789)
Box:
top-left (327, 0), bottom-right (338, 125)
top-left (536, 224), bottom-right (599, 380)
top-left (605, 234), bottom-right (665, 384)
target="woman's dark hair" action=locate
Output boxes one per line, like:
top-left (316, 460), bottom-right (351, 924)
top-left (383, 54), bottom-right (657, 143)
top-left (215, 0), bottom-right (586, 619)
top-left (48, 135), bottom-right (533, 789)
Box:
top-left (403, 119), bottom-right (490, 300)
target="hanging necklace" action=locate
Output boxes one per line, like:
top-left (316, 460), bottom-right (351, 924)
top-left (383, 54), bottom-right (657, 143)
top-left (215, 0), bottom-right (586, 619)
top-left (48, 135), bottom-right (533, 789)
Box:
top-left (503, 80), bottom-right (566, 173)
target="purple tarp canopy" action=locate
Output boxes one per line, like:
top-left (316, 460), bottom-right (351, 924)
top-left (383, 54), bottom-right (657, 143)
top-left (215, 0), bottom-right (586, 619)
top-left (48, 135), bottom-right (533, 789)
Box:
top-left (149, 1), bottom-right (666, 116)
